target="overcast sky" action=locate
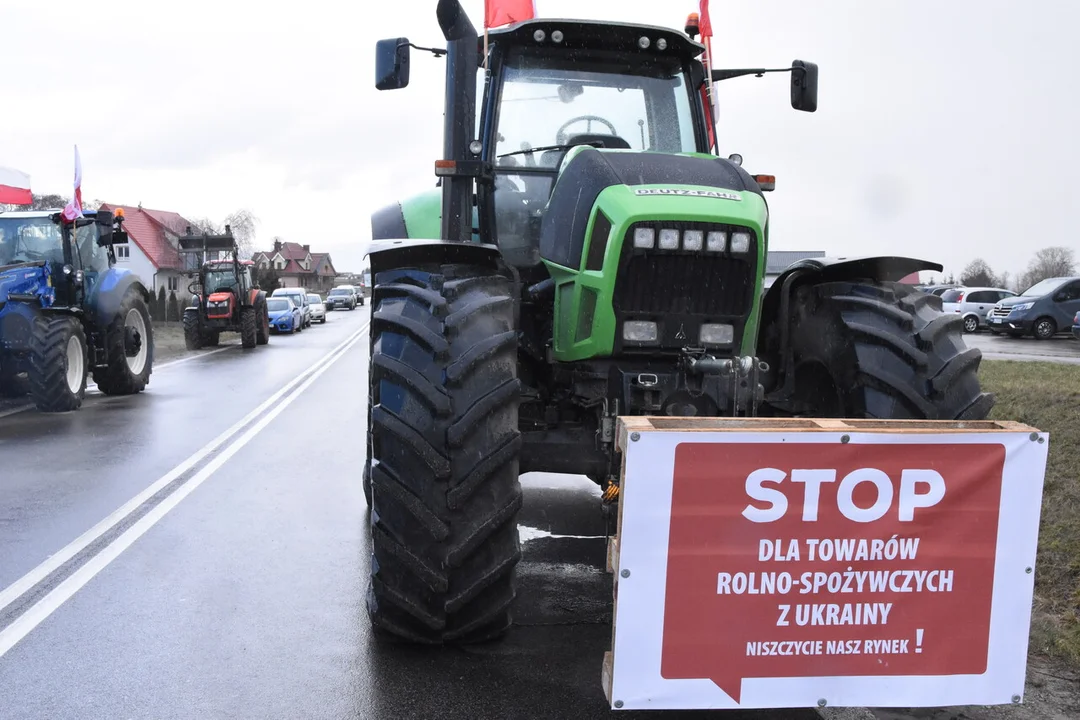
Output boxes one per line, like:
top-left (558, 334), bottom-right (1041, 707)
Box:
top-left (4, 0), bottom-right (1077, 281)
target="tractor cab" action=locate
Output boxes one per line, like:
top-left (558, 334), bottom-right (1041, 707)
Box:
top-left (376, 15), bottom-right (816, 277)
top-left (0, 209), bottom-right (128, 308)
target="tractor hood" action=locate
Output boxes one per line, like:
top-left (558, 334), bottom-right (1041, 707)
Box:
top-left (207, 291), bottom-right (234, 304)
top-left (0, 261), bottom-right (55, 307)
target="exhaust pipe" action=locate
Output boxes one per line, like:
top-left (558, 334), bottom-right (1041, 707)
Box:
top-left (437, 0), bottom-right (479, 245)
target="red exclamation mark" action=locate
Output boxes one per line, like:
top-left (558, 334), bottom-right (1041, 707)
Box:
top-left (915, 629), bottom-right (924, 653)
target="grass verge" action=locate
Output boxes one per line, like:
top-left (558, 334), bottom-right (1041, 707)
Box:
top-left (152, 322), bottom-right (191, 364)
top-left (981, 360), bottom-right (1080, 670)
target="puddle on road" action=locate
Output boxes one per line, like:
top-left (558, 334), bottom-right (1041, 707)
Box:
top-left (518, 525), bottom-right (604, 543)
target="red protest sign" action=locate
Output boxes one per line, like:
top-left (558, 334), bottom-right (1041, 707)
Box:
top-left (659, 442), bottom-right (1005, 704)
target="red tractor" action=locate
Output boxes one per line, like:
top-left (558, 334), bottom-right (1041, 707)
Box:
top-left (179, 228), bottom-right (269, 350)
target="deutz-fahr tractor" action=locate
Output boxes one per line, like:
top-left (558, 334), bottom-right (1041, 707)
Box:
top-left (363, 2), bottom-right (993, 644)
top-left (0, 208), bottom-right (153, 412)
top-left (179, 227), bottom-right (270, 350)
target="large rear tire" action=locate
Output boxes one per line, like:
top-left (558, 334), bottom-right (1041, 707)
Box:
top-left (29, 315), bottom-right (88, 412)
top-left (256, 296), bottom-right (270, 345)
top-left (240, 307), bottom-right (257, 349)
top-left (93, 292), bottom-right (153, 396)
top-left (366, 262), bottom-right (522, 644)
top-left (778, 280), bottom-right (994, 420)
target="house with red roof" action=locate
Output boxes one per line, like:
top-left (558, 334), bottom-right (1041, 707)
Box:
top-left (98, 203), bottom-right (199, 296)
top-left (252, 240), bottom-right (337, 293)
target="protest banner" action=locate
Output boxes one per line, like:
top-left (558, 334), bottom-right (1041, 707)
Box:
top-left (602, 417), bottom-right (1048, 711)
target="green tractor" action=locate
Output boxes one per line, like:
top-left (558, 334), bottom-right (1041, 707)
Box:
top-left (364, 1), bottom-right (992, 644)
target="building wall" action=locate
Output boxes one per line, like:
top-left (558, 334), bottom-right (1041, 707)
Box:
top-left (113, 242), bottom-right (158, 292)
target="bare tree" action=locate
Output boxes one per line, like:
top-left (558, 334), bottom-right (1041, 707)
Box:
top-left (960, 258), bottom-right (996, 287)
top-left (224, 209), bottom-right (259, 259)
top-left (187, 217), bottom-right (221, 234)
top-left (1018, 246), bottom-right (1076, 290)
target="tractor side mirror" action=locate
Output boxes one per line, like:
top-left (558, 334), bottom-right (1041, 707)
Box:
top-left (376, 37), bottom-right (411, 90)
top-left (790, 59), bottom-right (818, 112)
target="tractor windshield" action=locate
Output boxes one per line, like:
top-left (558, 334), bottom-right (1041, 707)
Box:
top-left (493, 50), bottom-right (698, 165)
top-left (0, 216), bottom-right (66, 268)
top-left (488, 49), bottom-right (699, 266)
top-left (203, 267), bottom-right (238, 294)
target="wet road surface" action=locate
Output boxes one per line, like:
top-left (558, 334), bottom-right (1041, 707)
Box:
top-left (0, 307), bottom-right (1059, 719)
top-left (0, 307), bottom-right (826, 720)
top-left (966, 332), bottom-right (1080, 364)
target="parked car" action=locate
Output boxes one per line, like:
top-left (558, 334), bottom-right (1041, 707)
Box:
top-left (987, 276), bottom-right (1080, 339)
top-left (940, 286), bottom-right (1017, 333)
top-left (325, 286), bottom-right (357, 311)
top-left (307, 293), bottom-right (327, 324)
top-left (338, 284), bottom-right (364, 307)
top-left (917, 284), bottom-right (960, 297)
top-left (267, 296), bottom-right (303, 334)
top-left (1072, 310), bottom-right (1080, 341)
top-left (271, 287), bottom-right (312, 327)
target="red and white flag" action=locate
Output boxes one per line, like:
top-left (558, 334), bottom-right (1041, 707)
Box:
top-left (699, 0), bottom-right (713, 38)
top-left (0, 165), bottom-right (32, 205)
top-left (485, 0), bottom-right (535, 28)
top-left (61, 145), bottom-right (83, 221)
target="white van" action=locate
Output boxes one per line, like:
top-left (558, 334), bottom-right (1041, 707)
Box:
top-left (272, 287), bottom-right (312, 328)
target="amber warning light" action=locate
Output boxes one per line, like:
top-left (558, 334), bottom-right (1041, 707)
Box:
top-left (754, 174), bottom-right (776, 192)
top-left (684, 12), bottom-right (700, 38)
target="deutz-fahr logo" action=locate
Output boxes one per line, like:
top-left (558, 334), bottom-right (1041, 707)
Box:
top-left (634, 187), bottom-right (742, 201)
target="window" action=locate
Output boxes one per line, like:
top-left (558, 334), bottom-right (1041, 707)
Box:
top-left (940, 289), bottom-right (964, 303)
top-left (1056, 281), bottom-right (1080, 302)
top-left (168, 276), bottom-right (179, 292)
top-left (967, 291), bottom-right (996, 303)
top-left (116, 246), bottom-right (130, 260)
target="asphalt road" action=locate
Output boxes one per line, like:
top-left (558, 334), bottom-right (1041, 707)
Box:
top-left (0, 307), bottom-right (827, 720)
top-left (965, 332), bottom-right (1080, 364)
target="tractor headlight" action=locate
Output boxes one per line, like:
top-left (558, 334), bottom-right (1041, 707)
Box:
top-left (700, 323), bottom-right (735, 345)
top-left (623, 321), bottom-right (658, 343)
top-left (633, 228), bottom-right (655, 249)
top-left (706, 231), bottom-right (727, 252)
top-left (730, 231), bottom-right (751, 253)
top-left (658, 229), bottom-right (680, 250)
top-left (682, 230), bottom-right (703, 251)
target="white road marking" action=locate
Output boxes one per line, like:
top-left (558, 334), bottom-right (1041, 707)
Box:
top-left (0, 403), bottom-right (33, 420)
top-left (0, 320), bottom-right (370, 619)
top-left (0, 321), bottom-right (368, 658)
top-left (2, 346), bottom-right (233, 412)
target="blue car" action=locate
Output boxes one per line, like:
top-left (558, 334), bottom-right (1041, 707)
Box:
top-left (1072, 310), bottom-right (1080, 341)
top-left (267, 296), bottom-right (302, 334)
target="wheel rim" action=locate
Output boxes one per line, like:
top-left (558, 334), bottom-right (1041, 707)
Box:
top-left (1036, 320), bottom-right (1054, 338)
top-left (964, 317), bottom-right (978, 332)
top-left (66, 334), bottom-right (84, 394)
top-left (124, 308), bottom-right (148, 375)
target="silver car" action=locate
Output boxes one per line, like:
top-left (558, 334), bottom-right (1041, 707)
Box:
top-left (941, 286), bottom-right (1017, 333)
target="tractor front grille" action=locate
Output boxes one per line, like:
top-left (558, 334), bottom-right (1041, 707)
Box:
top-left (618, 253), bottom-right (754, 316)
top-left (613, 221), bottom-right (758, 318)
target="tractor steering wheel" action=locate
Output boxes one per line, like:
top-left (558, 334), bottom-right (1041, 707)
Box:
top-left (556, 115), bottom-right (619, 145)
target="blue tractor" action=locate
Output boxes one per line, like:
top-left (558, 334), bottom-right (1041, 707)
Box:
top-left (0, 208), bottom-right (154, 412)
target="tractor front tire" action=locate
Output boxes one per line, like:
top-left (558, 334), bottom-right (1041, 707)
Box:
top-left (781, 280), bottom-right (993, 420)
top-left (183, 310), bottom-right (203, 350)
top-left (240, 307), bottom-right (258, 349)
top-left (366, 262), bottom-right (522, 644)
top-left (29, 315), bottom-right (88, 412)
top-left (94, 292), bottom-right (154, 396)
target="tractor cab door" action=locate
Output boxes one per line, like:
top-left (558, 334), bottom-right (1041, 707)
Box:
top-left (483, 48), bottom-right (700, 270)
top-left (69, 220), bottom-right (110, 306)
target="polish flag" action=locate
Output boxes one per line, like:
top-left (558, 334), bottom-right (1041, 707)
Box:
top-left (0, 165), bottom-right (32, 205)
top-left (61, 145), bottom-right (83, 221)
top-left (485, 0), bottom-right (535, 28)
